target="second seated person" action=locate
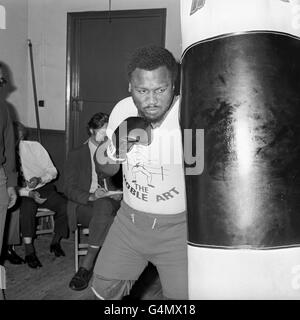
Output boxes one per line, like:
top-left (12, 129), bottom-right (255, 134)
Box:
top-left (64, 112), bottom-right (121, 291)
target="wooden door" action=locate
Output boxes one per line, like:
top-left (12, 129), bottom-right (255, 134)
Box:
top-left (66, 9), bottom-right (166, 153)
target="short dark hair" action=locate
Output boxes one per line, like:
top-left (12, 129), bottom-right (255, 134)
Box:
top-left (126, 45), bottom-right (178, 84)
top-left (87, 112), bottom-right (109, 135)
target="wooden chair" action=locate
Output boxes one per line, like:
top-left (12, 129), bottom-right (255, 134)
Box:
top-left (36, 208), bottom-right (55, 235)
top-left (74, 224), bottom-right (89, 272)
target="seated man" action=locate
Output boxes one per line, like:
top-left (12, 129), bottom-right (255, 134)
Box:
top-left (14, 121), bottom-right (69, 268)
top-left (64, 112), bottom-right (121, 291)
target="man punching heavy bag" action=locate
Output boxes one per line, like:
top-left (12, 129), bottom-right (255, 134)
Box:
top-left (181, 0), bottom-right (300, 299)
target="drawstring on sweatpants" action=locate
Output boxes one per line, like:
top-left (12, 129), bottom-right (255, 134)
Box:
top-left (130, 213), bottom-right (157, 229)
top-left (152, 218), bottom-right (157, 229)
top-left (131, 214), bottom-right (135, 224)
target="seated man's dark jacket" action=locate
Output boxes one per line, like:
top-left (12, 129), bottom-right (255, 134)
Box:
top-left (64, 142), bottom-right (119, 232)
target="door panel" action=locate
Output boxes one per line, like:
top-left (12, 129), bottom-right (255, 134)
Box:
top-left (67, 9), bottom-right (166, 152)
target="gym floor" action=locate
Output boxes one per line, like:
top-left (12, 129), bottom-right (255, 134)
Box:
top-left (3, 234), bottom-right (163, 300)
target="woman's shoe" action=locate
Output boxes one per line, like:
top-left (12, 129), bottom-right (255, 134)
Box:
top-left (24, 252), bottom-right (42, 268)
top-left (50, 243), bottom-right (65, 257)
top-left (5, 246), bottom-right (25, 264)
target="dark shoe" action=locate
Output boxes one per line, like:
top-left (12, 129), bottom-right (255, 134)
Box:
top-left (5, 246), bottom-right (25, 264)
top-left (25, 252), bottom-right (42, 268)
top-left (50, 243), bottom-right (65, 257)
top-left (69, 267), bottom-right (93, 291)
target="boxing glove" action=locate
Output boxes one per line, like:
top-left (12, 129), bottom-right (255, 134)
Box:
top-left (94, 137), bottom-right (120, 177)
top-left (94, 116), bottom-right (152, 176)
top-left (111, 116), bottom-right (152, 161)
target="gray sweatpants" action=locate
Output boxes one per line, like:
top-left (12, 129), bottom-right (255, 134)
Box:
top-left (92, 201), bottom-right (188, 300)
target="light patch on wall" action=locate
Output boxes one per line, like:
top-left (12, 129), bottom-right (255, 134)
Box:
top-left (0, 5), bottom-right (6, 29)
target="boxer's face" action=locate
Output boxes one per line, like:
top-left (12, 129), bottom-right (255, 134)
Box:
top-left (129, 66), bottom-right (174, 124)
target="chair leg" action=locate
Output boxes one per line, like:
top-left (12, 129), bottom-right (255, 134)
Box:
top-left (50, 215), bottom-right (55, 233)
top-left (75, 226), bottom-right (90, 272)
top-left (74, 227), bottom-right (79, 272)
top-left (36, 210), bottom-right (55, 235)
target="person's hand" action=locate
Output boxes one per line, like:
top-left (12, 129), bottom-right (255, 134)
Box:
top-left (109, 193), bottom-right (123, 201)
top-left (27, 177), bottom-right (42, 188)
top-left (28, 190), bottom-right (47, 204)
top-left (7, 187), bottom-right (17, 209)
top-left (94, 187), bottom-right (108, 199)
top-left (88, 187), bottom-right (108, 201)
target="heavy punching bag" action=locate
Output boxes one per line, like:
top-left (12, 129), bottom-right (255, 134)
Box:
top-left (181, 0), bottom-right (300, 299)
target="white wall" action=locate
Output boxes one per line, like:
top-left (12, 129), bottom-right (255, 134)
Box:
top-left (27, 0), bottom-right (181, 130)
top-left (0, 0), bottom-right (28, 123)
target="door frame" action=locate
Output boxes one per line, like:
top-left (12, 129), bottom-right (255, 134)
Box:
top-left (65, 9), bottom-right (166, 157)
